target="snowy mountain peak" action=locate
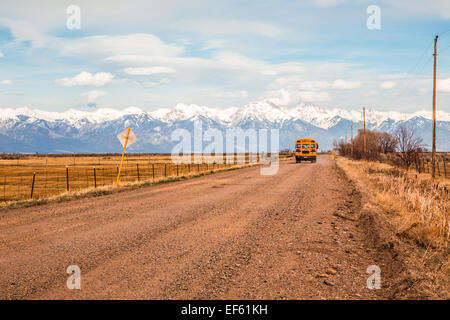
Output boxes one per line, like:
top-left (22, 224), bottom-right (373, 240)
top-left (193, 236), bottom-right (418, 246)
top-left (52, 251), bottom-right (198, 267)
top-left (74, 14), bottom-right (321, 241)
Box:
top-left (150, 103), bottom-right (228, 123)
top-left (1, 101), bottom-right (449, 153)
top-left (1, 101), bottom-right (449, 128)
top-left (232, 100), bottom-right (290, 123)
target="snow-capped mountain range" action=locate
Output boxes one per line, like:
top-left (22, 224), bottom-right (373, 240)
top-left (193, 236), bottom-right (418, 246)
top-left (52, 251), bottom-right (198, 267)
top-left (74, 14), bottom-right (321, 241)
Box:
top-left (0, 101), bottom-right (449, 153)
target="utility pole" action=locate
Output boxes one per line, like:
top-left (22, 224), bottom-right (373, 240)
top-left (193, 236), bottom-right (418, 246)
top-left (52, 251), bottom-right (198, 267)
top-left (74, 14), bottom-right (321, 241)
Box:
top-left (432, 35), bottom-right (438, 179)
top-left (351, 125), bottom-right (353, 157)
top-left (363, 107), bottom-right (366, 159)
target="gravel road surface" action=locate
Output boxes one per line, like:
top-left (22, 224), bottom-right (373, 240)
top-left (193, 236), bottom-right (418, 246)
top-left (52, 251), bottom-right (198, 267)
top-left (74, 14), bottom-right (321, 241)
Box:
top-left (0, 155), bottom-right (388, 299)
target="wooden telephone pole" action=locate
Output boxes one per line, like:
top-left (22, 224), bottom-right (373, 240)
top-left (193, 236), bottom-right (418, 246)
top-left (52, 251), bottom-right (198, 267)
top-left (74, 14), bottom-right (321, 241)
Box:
top-left (432, 35), bottom-right (438, 179)
top-left (350, 125), bottom-right (353, 156)
top-left (363, 107), bottom-right (366, 159)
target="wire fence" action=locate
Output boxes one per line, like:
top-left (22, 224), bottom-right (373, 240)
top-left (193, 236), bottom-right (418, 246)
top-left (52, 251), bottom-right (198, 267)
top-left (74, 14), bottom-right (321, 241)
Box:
top-left (413, 155), bottom-right (449, 178)
top-left (0, 153), bottom-right (291, 202)
top-left (375, 153), bottom-right (449, 180)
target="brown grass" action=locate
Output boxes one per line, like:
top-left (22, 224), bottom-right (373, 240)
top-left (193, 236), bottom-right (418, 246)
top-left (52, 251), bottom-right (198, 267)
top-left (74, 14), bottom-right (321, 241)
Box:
top-left (337, 157), bottom-right (449, 248)
top-left (337, 156), bottom-right (449, 299)
top-left (0, 160), bottom-right (266, 210)
top-left (0, 153), bottom-right (292, 209)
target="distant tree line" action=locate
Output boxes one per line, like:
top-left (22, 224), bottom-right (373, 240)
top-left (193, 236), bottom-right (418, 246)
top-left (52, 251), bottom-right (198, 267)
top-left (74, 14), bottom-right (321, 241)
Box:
top-left (333, 126), bottom-right (426, 169)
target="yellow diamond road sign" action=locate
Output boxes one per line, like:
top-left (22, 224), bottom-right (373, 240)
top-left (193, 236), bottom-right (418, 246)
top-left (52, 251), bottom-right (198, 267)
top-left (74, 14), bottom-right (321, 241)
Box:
top-left (117, 128), bottom-right (138, 147)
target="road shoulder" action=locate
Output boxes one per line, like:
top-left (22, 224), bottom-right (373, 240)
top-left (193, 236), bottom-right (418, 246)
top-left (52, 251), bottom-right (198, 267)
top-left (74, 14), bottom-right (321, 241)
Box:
top-left (335, 157), bottom-right (449, 299)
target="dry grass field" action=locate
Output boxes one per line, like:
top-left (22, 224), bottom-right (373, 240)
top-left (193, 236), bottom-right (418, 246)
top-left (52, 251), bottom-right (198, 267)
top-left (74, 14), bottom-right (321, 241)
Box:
top-left (337, 156), bottom-right (449, 298)
top-left (337, 157), bottom-right (449, 248)
top-left (0, 153), bottom-right (291, 203)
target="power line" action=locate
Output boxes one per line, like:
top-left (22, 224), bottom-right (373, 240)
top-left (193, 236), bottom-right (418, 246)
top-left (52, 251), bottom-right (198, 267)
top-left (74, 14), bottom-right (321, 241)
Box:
top-left (437, 42), bottom-right (450, 55)
top-left (405, 39), bottom-right (434, 76)
top-left (438, 28), bottom-right (450, 38)
top-left (392, 38), bottom-right (436, 100)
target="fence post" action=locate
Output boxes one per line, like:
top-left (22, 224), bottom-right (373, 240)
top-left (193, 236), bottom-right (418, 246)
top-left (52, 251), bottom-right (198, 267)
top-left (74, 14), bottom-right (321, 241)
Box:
top-left (3, 176), bottom-right (5, 202)
top-left (444, 159), bottom-right (447, 178)
top-left (437, 158), bottom-right (441, 177)
top-left (164, 163), bottom-right (167, 177)
top-left (152, 163), bottom-right (155, 180)
top-left (94, 167), bottom-right (97, 188)
top-left (137, 163), bottom-right (140, 182)
top-left (44, 170), bottom-right (48, 195)
top-left (66, 167), bottom-right (69, 192)
top-left (30, 172), bottom-right (36, 199)
top-left (176, 164), bottom-right (179, 176)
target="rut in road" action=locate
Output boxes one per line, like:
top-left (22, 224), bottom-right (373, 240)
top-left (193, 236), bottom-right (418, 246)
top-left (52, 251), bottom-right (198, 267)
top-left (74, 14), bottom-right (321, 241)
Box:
top-left (0, 155), bottom-right (391, 299)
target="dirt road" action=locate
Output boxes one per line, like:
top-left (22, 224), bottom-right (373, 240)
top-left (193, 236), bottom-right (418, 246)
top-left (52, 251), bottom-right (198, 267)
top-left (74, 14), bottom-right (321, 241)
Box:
top-left (0, 155), bottom-right (394, 299)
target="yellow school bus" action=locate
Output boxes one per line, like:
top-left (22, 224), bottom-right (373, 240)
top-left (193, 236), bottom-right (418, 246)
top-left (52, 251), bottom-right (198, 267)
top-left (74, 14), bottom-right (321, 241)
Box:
top-left (295, 138), bottom-right (318, 163)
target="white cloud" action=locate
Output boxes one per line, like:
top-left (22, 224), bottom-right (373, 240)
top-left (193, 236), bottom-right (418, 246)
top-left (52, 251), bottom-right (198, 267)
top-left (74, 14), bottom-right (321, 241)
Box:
top-left (201, 39), bottom-right (230, 50)
top-left (58, 34), bottom-right (183, 60)
top-left (123, 67), bottom-right (176, 75)
top-left (263, 89), bottom-right (330, 105)
top-left (437, 78), bottom-right (450, 92)
top-left (269, 76), bottom-right (360, 92)
top-left (1, 3), bottom-right (448, 112)
top-left (331, 79), bottom-right (361, 89)
top-left (0, 17), bottom-right (50, 48)
top-left (55, 72), bottom-right (114, 87)
top-left (172, 20), bottom-right (286, 38)
top-left (177, 38), bottom-right (192, 46)
top-left (298, 80), bottom-right (330, 91)
top-left (386, 0), bottom-right (450, 19)
top-left (135, 78), bottom-right (170, 88)
top-left (211, 90), bottom-right (249, 98)
top-left (82, 90), bottom-right (108, 103)
top-left (313, 0), bottom-right (348, 7)
top-left (264, 89), bottom-right (292, 105)
top-left (260, 70), bottom-right (277, 76)
top-left (297, 91), bottom-right (330, 102)
top-left (380, 81), bottom-right (396, 90)
top-left (0, 80), bottom-right (12, 85)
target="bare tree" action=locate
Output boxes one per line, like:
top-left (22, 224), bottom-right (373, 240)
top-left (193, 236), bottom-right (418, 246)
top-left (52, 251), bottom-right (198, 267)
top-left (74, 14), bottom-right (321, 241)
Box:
top-left (333, 138), bottom-right (352, 156)
top-left (376, 132), bottom-right (398, 154)
top-left (394, 126), bottom-right (424, 169)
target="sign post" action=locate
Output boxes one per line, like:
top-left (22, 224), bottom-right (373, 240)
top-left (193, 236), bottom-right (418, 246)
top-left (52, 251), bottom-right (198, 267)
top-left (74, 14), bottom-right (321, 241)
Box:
top-left (116, 128), bottom-right (138, 187)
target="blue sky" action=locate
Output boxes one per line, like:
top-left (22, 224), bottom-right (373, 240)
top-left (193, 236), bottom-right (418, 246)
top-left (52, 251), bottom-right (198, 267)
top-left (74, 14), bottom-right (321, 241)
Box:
top-left (1, 0), bottom-right (450, 113)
